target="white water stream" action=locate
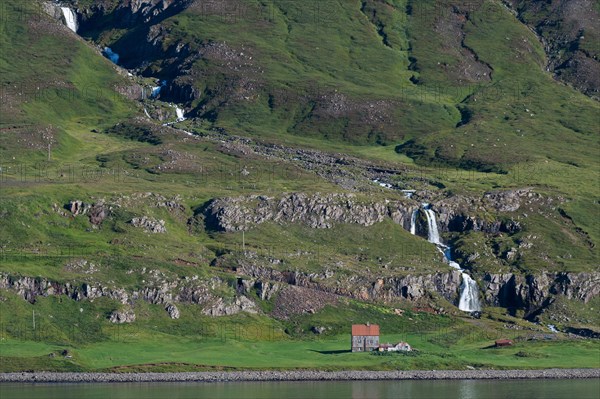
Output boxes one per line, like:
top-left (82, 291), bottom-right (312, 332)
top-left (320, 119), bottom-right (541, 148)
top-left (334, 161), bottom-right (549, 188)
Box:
top-left (60, 7), bottom-right (78, 33)
top-left (410, 209), bottom-right (418, 236)
top-left (176, 107), bottom-right (185, 121)
top-left (59, 17), bottom-right (188, 127)
top-left (411, 205), bottom-right (481, 312)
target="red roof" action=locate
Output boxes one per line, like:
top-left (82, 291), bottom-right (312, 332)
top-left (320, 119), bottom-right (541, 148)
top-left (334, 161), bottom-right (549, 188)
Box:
top-left (352, 324), bottom-right (380, 336)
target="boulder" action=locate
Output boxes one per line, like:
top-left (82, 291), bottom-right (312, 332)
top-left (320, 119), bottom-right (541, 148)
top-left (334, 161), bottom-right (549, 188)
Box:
top-left (165, 303), bottom-right (180, 319)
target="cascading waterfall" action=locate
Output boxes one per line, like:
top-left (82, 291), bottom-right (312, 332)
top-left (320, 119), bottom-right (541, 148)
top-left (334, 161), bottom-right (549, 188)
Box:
top-left (60, 7), bottom-right (78, 33)
top-left (162, 105), bottom-right (186, 126)
top-left (57, 14), bottom-right (188, 127)
top-left (411, 205), bottom-right (481, 312)
top-left (176, 107), bottom-right (185, 121)
top-left (423, 207), bottom-right (441, 244)
top-left (410, 209), bottom-right (418, 235)
top-left (151, 80), bottom-right (167, 98)
top-left (458, 273), bottom-right (481, 312)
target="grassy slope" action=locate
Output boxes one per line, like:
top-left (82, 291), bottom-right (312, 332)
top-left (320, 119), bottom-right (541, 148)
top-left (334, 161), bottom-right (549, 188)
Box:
top-left (1, 291), bottom-right (598, 371)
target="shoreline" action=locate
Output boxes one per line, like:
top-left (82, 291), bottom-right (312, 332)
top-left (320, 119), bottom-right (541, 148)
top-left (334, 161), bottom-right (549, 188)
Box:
top-left (1, 369), bottom-right (599, 383)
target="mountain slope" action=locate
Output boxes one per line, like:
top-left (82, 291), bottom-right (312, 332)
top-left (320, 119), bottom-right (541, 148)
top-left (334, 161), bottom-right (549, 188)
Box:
top-left (0, 0), bottom-right (598, 372)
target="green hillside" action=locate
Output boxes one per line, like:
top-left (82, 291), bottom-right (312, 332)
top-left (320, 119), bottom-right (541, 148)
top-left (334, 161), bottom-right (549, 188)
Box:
top-left (0, 0), bottom-right (598, 372)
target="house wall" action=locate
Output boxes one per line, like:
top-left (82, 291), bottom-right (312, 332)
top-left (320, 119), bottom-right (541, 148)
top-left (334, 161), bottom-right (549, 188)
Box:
top-left (351, 335), bottom-right (380, 352)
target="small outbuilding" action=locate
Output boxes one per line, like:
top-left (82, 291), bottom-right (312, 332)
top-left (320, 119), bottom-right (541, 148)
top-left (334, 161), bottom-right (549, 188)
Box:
top-left (351, 323), bottom-right (380, 352)
top-left (378, 342), bottom-right (412, 352)
top-left (495, 339), bottom-right (513, 347)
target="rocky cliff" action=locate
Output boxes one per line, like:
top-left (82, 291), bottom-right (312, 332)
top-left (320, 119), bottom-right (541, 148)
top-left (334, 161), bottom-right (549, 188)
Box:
top-left (1, 263), bottom-right (598, 323)
top-left (201, 190), bottom-right (533, 235)
top-left (0, 272), bottom-right (256, 319)
top-left (482, 271), bottom-right (600, 317)
top-left (232, 259), bottom-right (600, 320)
top-left (203, 193), bottom-right (415, 232)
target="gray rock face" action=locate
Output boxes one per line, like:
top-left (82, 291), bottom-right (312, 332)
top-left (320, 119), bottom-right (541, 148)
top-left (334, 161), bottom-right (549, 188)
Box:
top-left (255, 281), bottom-right (280, 301)
top-left (235, 262), bottom-right (600, 317)
top-left (67, 200), bottom-right (88, 215)
top-left (311, 326), bottom-right (326, 334)
top-left (204, 193), bottom-right (415, 232)
top-left (89, 203), bottom-right (107, 225)
top-left (434, 190), bottom-right (541, 234)
top-left (129, 216), bottom-right (167, 233)
top-left (482, 272), bottom-right (600, 312)
top-left (203, 190), bottom-right (535, 234)
top-left (165, 304), bottom-right (180, 319)
top-left (378, 272), bottom-right (463, 302)
top-left (0, 267), bottom-right (597, 321)
top-left (78, 0), bottom-right (185, 27)
top-left (236, 264), bottom-right (462, 303)
top-left (0, 273), bottom-right (251, 318)
top-left (109, 309), bottom-right (136, 324)
top-left (42, 2), bottom-right (64, 21)
top-left (66, 200), bottom-right (106, 225)
top-left (203, 296), bottom-right (258, 316)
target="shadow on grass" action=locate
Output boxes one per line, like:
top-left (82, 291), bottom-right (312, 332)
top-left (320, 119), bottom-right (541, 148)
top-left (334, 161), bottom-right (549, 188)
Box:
top-left (310, 350), bottom-right (352, 355)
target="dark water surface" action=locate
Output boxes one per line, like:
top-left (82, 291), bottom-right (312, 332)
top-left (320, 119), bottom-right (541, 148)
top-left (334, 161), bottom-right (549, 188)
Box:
top-left (2, 379), bottom-right (599, 399)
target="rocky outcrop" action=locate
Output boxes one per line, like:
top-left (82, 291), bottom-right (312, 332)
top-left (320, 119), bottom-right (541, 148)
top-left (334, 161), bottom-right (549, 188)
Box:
top-left (202, 190), bottom-right (539, 234)
top-left (0, 273), bottom-right (254, 318)
top-left (234, 260), bottom-right (599, 318)
top-left (165, 303), bottom-right (180, 319)
top-left (236, 263), bottom-right (462, 304)
top-left (109, 308), bottom-right (136, 324)
top-left (506, 0), bottom-right (600, 99)
top-left (374, 272), bottom-right (463, 302)
top-left (66, 200), bottom-right (107, 225)
top-left (77, 0), bottom-right (193, 31)
top-left (1, 263), bottom-right (597, 322)
top-left (202, 296), bottom-right (257, 316)
top-left (42, 2), bottom-right (65, 21)
top-left (204, 193), bottom-right (416, 232)
top-left (67, 200), bottom-right (89, 215)
top-left (254, 281), bottom-right (280, 301)
top-left (129, 216), bottom-right (167, 233)
top-left (433, 189), bottom-right (549, 234)
top-left (482, 271), bottom-right (600, 318)
top-left (89, 203), bottom-right (107, 225)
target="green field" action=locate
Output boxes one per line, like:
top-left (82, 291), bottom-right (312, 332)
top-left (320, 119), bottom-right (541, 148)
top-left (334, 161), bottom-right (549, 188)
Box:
top-left (2, 326), bottom-right (598, 372)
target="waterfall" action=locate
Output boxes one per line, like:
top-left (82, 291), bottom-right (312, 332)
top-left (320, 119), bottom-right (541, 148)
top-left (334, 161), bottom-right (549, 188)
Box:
top-left (60, 7), bottom-right (78, 33)
top-left (417, 204), bottom-right (481, 312)
top-left (458, 273), bottom-right (481, 312)
top-left (423, 208), bottom-right (441, 244)
top-left (410, 209), bottom-right (418, 235)
top-left (151, 86), bottom-right (162, 98)
top-left (104, 47), bottom-right (120, 64)
top-left (151, 80), bottom-right (167, 98)
top-left (162, 105), bottom-right (187, 126)
top-left (176, 107), bottom-right (185, 121)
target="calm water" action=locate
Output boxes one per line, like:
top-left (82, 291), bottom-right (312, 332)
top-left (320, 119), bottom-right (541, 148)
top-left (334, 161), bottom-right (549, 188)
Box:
top-left (1, 379), bottom-right (599, 399)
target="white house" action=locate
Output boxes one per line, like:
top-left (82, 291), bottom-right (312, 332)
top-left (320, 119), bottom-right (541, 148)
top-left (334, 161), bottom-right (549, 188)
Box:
top-left (378, 342), bottom-right (412, 352)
